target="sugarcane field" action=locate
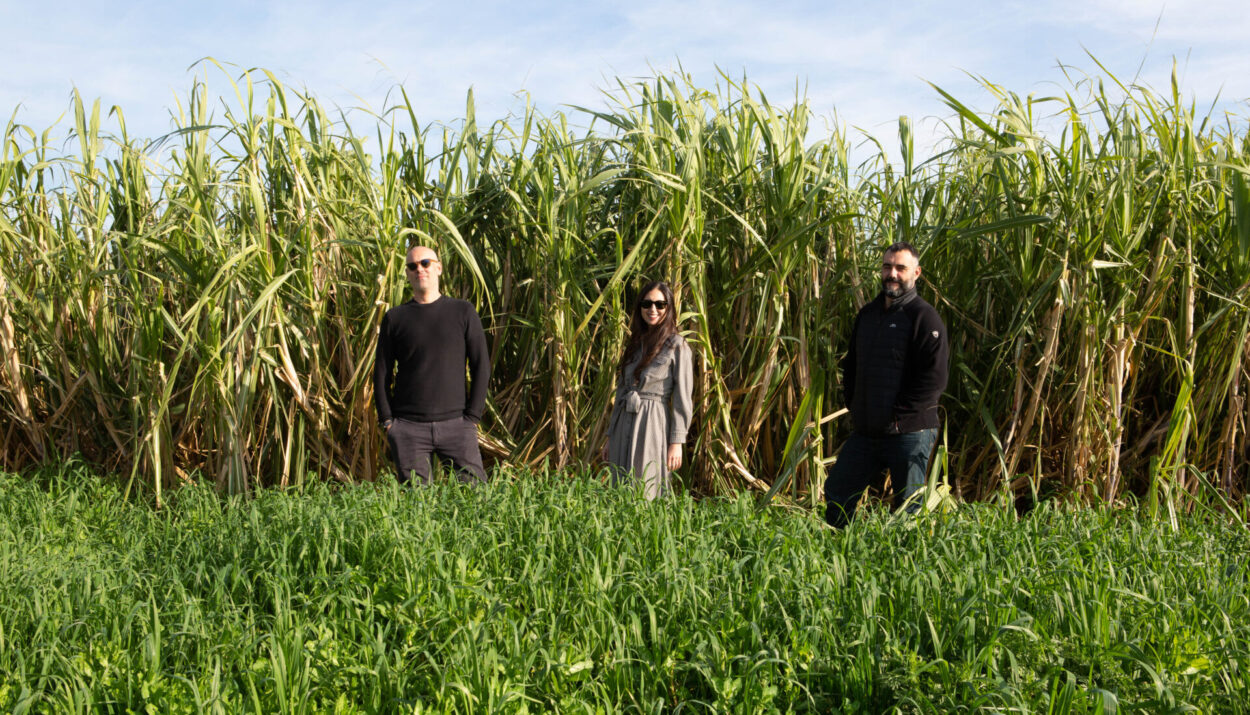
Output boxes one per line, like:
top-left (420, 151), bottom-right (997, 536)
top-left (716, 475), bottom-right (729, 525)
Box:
top-left (2, 56), bottom-right (1250, 712)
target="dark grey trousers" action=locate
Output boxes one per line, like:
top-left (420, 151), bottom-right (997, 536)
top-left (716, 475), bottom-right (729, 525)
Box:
top-left (386, 417), bottom-right (487, 484)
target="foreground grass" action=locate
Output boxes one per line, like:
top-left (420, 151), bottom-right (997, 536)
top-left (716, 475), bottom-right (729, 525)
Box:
top-left (1, 466), bottom-right (1247, 713)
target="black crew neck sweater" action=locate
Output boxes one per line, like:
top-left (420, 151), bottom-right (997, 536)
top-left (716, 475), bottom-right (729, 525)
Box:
top-left (373, 296), bottom-right (490, 424)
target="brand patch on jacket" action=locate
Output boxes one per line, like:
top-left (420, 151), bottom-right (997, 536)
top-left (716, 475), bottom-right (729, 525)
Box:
top-left (889, 323), bottom-right (897, 328)
top-left (932, 330), bottom-right (940, 338)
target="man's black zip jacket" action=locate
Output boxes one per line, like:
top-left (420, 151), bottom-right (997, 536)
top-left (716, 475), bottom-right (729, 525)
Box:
top-left (841, 288), bottom-right (948, 436)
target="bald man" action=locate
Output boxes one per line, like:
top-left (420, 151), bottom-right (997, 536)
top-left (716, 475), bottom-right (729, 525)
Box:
top-left (374, 246), bottom-right (490, 483)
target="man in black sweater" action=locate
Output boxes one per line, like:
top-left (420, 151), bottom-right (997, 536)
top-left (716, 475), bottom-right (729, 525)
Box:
top-left (374, 245), bottom-right (490, 483)
top-left (825, 241), bottom-right (949, 527)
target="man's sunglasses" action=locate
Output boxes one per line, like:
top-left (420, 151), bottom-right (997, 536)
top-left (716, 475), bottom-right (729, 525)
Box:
top-left (640, 300), bottom-right (668, 310)
top-left (406, 258), bottom-right (439, 271)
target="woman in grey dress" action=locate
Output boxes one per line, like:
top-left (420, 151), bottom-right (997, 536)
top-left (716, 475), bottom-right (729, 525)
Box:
top-left (604, 281), bottom-right (694, 499)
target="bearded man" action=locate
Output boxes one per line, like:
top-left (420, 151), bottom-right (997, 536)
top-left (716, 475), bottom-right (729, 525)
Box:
top-left (825, 241), bottom-right (949, 527)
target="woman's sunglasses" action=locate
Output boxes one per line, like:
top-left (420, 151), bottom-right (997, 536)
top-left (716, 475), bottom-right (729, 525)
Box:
top-left (640, 299), bottom-right (668, 311)
top-left (406, 258), bottom-right (438, 271)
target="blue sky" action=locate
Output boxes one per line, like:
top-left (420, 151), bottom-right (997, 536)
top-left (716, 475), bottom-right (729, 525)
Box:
top-left (3, 0), bottom-right (1247, 161)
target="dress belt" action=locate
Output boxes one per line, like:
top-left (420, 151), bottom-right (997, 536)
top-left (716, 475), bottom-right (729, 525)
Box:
top-left (624, 391), bottom-right (665, 413)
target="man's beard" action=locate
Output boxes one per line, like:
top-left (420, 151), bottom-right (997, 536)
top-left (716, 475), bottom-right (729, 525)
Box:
top-left (882, 278), bottom-right (912, 298)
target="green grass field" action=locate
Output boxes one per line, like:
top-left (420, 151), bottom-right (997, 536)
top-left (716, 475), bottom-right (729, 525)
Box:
top-left (1, 464), bottom-right (1247, 713)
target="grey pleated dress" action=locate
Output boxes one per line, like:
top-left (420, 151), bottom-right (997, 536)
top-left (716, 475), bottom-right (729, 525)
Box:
top-left (606, 335), bottom-right (694, 499)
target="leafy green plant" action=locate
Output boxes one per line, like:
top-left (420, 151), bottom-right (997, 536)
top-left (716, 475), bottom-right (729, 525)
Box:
top-left (1, 60), bottom-right (1248, 507)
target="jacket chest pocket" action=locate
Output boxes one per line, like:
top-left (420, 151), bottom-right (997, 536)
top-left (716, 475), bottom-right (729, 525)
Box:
top-left (864, 329), bottom-right (907, 367)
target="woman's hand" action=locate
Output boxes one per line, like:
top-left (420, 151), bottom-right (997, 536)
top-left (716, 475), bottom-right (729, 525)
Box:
top-left (666, 443), bottom-right (683, 471)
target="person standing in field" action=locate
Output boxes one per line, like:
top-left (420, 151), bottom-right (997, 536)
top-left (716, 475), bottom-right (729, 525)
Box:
top-left (603, 281), bottom-right (694, 500)
top-left (374, 245), bottom-right (490, 484)
top-left (825, 241), bottom-right (949, 527)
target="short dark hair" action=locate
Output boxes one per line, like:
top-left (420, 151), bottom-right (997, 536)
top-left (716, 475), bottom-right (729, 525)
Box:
top-left (884, 241), bottom-right (919, 262)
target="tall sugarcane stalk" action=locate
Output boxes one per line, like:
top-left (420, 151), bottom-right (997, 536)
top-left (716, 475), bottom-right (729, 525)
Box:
top-left (1, 61), bottom-right (1247, 508)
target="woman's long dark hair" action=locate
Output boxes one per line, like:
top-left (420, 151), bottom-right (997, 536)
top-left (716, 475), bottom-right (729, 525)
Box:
top-left (619, 281), bottom-right (678, 383)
